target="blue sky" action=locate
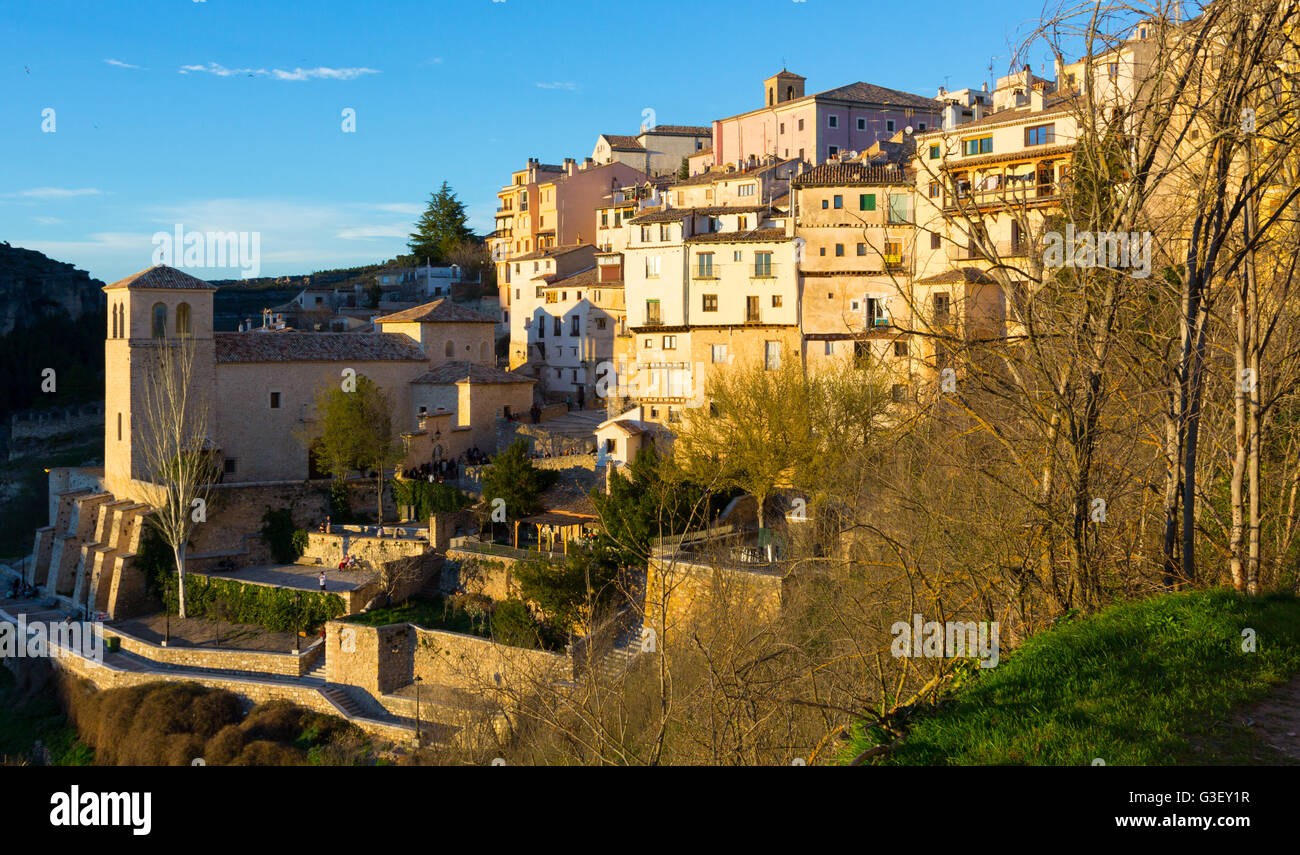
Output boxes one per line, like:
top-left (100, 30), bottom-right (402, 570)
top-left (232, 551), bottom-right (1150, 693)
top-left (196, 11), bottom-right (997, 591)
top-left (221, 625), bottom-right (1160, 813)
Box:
top-left (1, 0), bottom-right (1053, 283)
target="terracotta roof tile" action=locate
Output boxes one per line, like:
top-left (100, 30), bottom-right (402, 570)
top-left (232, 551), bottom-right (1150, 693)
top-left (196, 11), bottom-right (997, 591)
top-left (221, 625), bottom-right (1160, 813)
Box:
top-left (793, 162), bottom-right (910, 187)
top-left (410, 361), bottom-right (534, 386)
top-left (214, 331), bottom-right (427, 363)
top-left (373, 298), bottom-right (497, 325)
top-left (104, 265), bottom-right (217, 291)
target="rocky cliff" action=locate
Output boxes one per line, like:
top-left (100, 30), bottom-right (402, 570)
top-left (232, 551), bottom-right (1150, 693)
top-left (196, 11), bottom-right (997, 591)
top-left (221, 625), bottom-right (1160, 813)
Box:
top-left (0, 242), bottom-right (106, 335)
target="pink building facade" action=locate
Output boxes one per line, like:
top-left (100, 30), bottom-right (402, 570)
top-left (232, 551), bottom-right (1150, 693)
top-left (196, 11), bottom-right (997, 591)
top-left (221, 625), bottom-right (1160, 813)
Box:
top-left (712, 71), bottom-right (943, 168)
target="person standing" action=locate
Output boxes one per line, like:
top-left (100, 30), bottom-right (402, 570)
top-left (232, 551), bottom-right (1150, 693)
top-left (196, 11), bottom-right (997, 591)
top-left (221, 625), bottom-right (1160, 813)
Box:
top-left (318, 571), bottom-right (327, 592)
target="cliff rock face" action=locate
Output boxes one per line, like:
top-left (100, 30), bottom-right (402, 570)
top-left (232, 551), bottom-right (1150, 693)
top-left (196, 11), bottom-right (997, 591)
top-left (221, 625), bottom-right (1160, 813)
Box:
top-left (0, 242), bottom-right (106, 335)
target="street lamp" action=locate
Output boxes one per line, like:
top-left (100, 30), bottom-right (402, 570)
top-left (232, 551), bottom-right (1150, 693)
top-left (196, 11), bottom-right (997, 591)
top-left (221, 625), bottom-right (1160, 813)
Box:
top-left (414, 675), bottom-right (423, 747)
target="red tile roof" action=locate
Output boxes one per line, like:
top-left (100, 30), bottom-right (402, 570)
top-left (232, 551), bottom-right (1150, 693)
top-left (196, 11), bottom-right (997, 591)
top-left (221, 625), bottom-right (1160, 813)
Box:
top-left (410, 361), bottom-right (534, 386)
top-left (793, 162), bottom-right (909, 187)
top-left (104, 265), bottom-right (217, 291)
top-left (373, 298), bottom-right (497, 325)
top-left (214, 331), bottom-right (427, 363)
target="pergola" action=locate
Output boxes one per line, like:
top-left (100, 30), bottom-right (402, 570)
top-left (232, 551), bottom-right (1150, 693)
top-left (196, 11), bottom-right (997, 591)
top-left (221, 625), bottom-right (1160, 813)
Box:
top-left (513, 510), bottom-right (599, 555)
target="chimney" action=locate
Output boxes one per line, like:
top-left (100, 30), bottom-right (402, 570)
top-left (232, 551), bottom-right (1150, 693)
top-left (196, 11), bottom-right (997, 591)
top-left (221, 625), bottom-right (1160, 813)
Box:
top-left (565, 157), bottom-right (576, 176)
top-left (941, 102), bottom-right (959, 130)
top-left (1030, 88), bottom-right (1045, 111)
top-left (972, 100), bottom-right (985, 122)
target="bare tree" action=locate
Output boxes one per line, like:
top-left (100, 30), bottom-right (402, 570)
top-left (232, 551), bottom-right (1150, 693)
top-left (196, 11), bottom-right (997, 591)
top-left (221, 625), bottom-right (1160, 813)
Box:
top-left (137, 335), bottom-right (216, 618)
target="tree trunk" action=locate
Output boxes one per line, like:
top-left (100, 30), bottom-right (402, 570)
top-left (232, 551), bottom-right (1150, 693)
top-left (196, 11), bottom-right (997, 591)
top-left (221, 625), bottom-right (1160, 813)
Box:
top-left (376, 470), bottom-right (384, 526)
top-left (1229, 276), bottom-right (1248, 592)
top-left (174, 543), bottom-right (188, 619)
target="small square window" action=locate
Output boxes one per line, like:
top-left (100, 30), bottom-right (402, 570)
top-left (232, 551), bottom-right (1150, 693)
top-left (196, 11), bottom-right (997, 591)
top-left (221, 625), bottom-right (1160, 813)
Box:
top-left (771, 295), bottom-right (783, 308)
top-left (224, 458), bottom-right (237, 475)
top-left (857, 117), bottom-right (866, 131)
top-left (886, 120), bottom-right (895, 132)
top-left (270, 392), bottom-right (281, 409)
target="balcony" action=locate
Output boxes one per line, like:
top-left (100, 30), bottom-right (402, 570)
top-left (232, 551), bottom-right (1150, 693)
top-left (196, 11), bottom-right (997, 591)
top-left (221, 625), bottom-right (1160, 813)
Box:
top-left (954, 241), bottom-right (1032, 261)
top-left (948, 181), bottom-right (1064, 211)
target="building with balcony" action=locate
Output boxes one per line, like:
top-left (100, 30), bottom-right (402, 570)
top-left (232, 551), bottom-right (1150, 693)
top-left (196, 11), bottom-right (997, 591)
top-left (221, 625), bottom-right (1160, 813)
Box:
top-left (617, 170), bottom-right (800, 425)
top-left (491, 158), bottom-right (647, 340)
top-left (792, 157), bottom-right (917, 396)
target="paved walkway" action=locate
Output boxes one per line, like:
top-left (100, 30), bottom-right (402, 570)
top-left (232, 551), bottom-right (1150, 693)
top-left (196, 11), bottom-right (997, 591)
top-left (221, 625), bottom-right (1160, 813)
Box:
top-left (203, 563), bottom-right (377, 593)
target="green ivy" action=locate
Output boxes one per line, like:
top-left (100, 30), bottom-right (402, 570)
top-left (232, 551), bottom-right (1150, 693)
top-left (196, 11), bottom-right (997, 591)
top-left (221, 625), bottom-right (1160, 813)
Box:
top-left (166, 574), bottom-right (345, 633)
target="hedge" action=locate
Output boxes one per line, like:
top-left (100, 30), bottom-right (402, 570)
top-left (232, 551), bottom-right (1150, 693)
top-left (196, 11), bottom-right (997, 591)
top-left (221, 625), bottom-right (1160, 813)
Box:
top-left (168, 574), bottom-right (346, 634)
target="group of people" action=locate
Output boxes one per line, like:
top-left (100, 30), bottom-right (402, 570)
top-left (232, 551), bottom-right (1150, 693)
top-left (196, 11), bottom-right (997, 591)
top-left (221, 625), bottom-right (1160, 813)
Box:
top-left (336, 553), bottom-right (361, 570)
top-left (401, 458), bottom-right (461, 483)
top-left (529, 446), bottom-right (592, 460)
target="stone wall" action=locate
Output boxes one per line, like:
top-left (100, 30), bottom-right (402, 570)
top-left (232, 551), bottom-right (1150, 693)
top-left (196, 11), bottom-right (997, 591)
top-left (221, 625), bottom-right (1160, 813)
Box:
top-left (325, 619), bottom-right (569, 702)
top-left (412, 625), bottom-right (569, 695)
top-left (188, 478), bottom-right (382, 559)
top-left (102, 625), bottom-right (323, 677)
top-left (10, 403), bottom-right (104, 443)
top-left (441, 550), bottom-right (519, 601)
top-left (644, 556), bottom-right (784, 643)
top-left (325, 620), bottom-right (412, 695)
top-left (43, 645), bottom-right (415, 746)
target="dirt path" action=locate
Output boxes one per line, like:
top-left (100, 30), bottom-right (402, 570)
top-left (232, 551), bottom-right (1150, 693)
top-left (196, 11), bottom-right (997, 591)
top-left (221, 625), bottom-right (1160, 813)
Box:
top-left (1232, 674), bottom-right (1300, 762)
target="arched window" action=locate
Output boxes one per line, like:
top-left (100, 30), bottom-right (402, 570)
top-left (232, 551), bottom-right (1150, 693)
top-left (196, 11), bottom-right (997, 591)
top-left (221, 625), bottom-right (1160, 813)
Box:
top-left (176, 302), bottom-right (192, 337)
top-left (110, 304), bottom-right (118, 338)
top-left (444, 340), bottom-right (455, 358)
top-left (151, 303), bottom-right (168, 339)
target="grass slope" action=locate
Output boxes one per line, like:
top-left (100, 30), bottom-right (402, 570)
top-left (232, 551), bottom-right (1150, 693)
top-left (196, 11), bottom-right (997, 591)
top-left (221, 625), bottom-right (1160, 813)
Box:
top-left (849, 590), bottom-right (1300, 765)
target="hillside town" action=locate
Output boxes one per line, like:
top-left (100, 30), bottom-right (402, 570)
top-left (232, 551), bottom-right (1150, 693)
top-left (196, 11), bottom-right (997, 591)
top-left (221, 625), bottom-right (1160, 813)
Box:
top-left (4, 1), bottom-right (1300, 782)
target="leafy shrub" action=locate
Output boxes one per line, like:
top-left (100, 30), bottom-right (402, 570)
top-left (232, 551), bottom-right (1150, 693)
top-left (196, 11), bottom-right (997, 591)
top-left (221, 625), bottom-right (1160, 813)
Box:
top-left (62, 681), bottom-right (373, 766)
top-left (167, 574), bottom-right (345, 633)
top-left (490, 598), bottom-right (545, 650)
top-left (392, 479), bottom-right (472, 520)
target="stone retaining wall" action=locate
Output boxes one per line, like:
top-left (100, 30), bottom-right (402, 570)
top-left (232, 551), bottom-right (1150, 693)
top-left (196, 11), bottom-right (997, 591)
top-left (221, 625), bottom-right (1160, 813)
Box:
top-left (101, 625), bottom-right (323, 677)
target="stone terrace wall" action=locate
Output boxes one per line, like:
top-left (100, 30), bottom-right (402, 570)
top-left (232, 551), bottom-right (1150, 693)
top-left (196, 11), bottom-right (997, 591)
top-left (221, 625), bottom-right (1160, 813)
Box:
top-left (102, 625), bottom-right (323, 677)
top-left (645, 557), bottom-right (784, 642)
top-left (440, 550), bottom-right (518, 601)
top-left (325, 620), bottom-right (569, 701)
top-left (413, 625), bottom-right (569, 695)
top-left (44, 646), bottom-right (414, 746)
top-left (188, 479), bottom-right (381, 559)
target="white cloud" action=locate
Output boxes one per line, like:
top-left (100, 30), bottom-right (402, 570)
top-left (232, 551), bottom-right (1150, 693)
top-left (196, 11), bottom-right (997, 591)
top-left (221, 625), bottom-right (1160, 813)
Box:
top-left (33, 216), bottom-right (64, 225)
top-left (179, 62), bottom-right (379, 81)
top-left (104, 59), bottom-right (143, 70)
top-left (9, 187), bottom-right (103, 199)
top-left (536, 81), bottom-right (578, 91)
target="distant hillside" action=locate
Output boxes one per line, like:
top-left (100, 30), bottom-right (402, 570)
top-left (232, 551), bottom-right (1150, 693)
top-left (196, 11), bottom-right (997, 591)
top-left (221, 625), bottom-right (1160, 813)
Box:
top-left (0, 243), bottom-right (106, 336)
top-left (0, 245), bottom-right (106, 425)
top-left (210, 263), bottom-right (390, 331)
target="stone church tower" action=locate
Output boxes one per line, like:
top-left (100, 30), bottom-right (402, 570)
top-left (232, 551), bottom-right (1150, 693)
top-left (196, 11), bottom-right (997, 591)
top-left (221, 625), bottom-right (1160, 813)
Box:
top-left (103, 265), bottom-right (217, 500)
